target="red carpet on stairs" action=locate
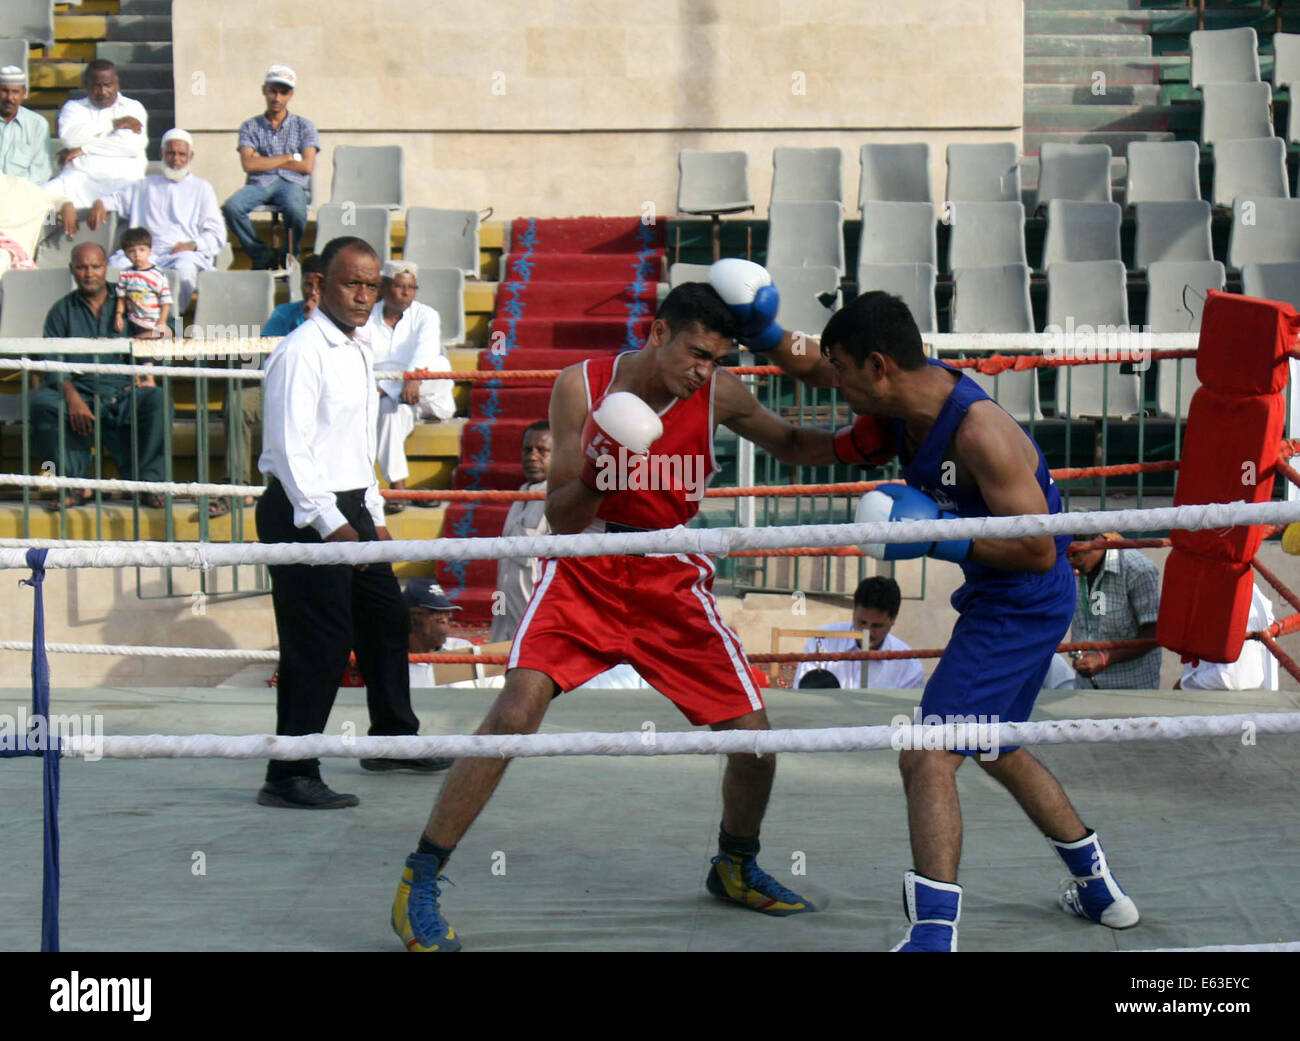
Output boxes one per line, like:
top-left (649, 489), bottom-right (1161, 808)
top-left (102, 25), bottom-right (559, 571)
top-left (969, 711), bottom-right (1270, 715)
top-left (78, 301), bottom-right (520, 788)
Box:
top-left (436, 217), bottom-right (666, 622)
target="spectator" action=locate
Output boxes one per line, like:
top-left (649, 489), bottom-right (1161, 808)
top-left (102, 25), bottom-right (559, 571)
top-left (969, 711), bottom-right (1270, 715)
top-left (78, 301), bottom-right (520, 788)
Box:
top-left (793, 576), bottom-right (926, 690)
top-left (367, 261), bottom-right (455, 514)
top-left (796, 667), bottom-right (841, 690)
top-left (0, 173), bottom-right (66, 275)
top-left (32, 243), bottom-right (165, 509)
top-left (489, 420), bottom-right (552, 642)
top-left (1066, 534), bottom-right (1162, 689)
top-left (405, 579), bottom-right (479, 693)
top-left (114, 227), bottom-right (173, 339)
top-left (71, 128), bottom-right (226, 315)
top-left (1177, 582), bottom-right (1279, 691)
top-left (221, 65), bottom-right (318, 271)
top-left (44, 60), bottom-right (147, 208)
top-left (0, 65), bottom-right (52, 184)
top-left (261, 254), bottom-right (325, 336)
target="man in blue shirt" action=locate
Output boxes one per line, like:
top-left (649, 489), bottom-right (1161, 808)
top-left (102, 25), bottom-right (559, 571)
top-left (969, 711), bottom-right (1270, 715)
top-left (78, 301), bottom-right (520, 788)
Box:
top-left (0, 65), bottom-right (52, 184)
top-left (221, 64), bottom-right (318, 270)
top-left (262, 254), bottom-right (324, 336)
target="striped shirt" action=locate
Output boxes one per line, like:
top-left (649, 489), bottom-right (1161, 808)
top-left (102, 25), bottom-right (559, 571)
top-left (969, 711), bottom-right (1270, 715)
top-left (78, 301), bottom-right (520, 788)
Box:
top-left (236, 112), bottom-right (319, 188)
top-left (1071, 548), bottom-right (1163, 689)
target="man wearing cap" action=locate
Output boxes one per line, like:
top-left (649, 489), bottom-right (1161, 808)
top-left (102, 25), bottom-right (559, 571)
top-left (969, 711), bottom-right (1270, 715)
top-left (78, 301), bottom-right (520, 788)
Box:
top-left (221, 65), bottom-right (318, 270)
top-left (43, 60), bottom-right (147, 207)
top-left (404, 579), bottom-right (478, 692)
top-left (367, 260), bottom-right (455, 513)
top-left (64, 128), bottom-right (225, 315)
top-left (0, 65), bottom-right (52, 184)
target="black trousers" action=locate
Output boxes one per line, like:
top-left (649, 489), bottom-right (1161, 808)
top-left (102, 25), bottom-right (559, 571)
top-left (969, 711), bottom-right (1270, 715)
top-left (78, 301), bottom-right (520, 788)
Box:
top-left (258, 479), bottom-right (416, 781)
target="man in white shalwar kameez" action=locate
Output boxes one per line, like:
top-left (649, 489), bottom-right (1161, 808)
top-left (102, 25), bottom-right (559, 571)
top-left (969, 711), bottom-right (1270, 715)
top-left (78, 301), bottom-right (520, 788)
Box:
top-left (43, 60), bottom-right (146, 208)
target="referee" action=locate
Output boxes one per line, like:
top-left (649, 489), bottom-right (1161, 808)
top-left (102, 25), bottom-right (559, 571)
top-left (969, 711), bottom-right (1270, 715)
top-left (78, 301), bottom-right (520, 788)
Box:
top-left (256, 235), bottom-right (448, 810)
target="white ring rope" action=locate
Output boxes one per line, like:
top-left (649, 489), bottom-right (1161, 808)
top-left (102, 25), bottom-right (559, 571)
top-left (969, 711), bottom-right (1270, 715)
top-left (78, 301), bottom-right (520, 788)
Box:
top-left (1, 499), bottom-right (1297, 570)
top-left (43, 711), bottom-right (1300, 760)
top-left (0, 357), bottom-right (444, 382)
top-left (0, 473), bottom-right (265, 497)
top-left (0, 640), bottom-right (278, 661)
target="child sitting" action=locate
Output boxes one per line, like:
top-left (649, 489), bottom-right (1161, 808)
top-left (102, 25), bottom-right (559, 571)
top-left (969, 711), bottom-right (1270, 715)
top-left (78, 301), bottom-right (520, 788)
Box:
top-left (114, 226), bottom-right (173, 339)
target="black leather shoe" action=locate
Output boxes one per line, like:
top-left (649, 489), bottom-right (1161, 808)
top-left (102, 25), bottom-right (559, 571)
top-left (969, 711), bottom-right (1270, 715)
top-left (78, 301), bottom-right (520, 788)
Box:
top-left (257, 776), bottom-right (360, 809)
top-left (360, 757), bottom-right (454, 773)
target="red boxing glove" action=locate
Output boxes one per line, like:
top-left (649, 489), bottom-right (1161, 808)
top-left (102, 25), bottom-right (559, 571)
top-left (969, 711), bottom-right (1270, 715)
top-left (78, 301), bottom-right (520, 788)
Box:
top-left (833, 413), bottom-right (896, 466)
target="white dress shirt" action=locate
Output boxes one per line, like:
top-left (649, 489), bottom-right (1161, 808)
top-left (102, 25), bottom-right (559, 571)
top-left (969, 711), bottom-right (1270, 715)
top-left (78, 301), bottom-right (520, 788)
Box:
top-left (46, 94), bottom-right (148, 205)
top-left (1180, 584), bottom-right (1279, 691)
top-left (259, 309), bottom-right (384, 537)
top-left (489, 480), bottom-right (550, 643)
top-left (367, 299), bottom-right (453, 411)
top-left (794, 623), bottom-right (926, 690)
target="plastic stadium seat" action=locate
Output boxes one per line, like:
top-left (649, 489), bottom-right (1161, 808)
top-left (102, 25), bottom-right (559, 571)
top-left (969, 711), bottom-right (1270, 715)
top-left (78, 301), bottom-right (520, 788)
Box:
top-left (1047, 260), bottom-right (1140, 419)
top-left (1228, 197), bottom-right (1300, 269)
top-left (969, 369), bottom-right (1042, 422)
top-left (314, 204), bottom-right (392, 263)
top-left (1200, 83), bottom-right (1274, 147)
top-left (1132, 201), bottom-right (1213, 271)
top-left (1242, 262), bottom-right (1300, 309)
top-left (667, 263), bottom-right (711, 288)
top-left (1275, 33), bottom-right (1300, 90)
top-left (950, 264), bottom-right (1033, 333)
top-left (944, 143), bottom-right (1020, 203)
top-left (329, 146), bottom-right (404, 209)
top-left (415, 268), bottom-right (465, 345)
top-left (193, 271), bottom-right (275, 334)
top-left (858, 143), bottom-right (932, 206)
top-left (1156, 359), bottom-right (1201, 420)
top-left (0, 269), bottom-right (73, 338)
top-left (857, 201), bottom-right (936, 267)
top-left (677, 150), bottom-right (753, 215)
top-left (1211, 137), bottom-right (1290, 208)
top-left (0, 1), bottom-right (53, 48)
top-left (403, 208), bottom-right (480, 278)
top-left (945, 201), bottom-right (1026, 271)
top-left (770, 147), bottom-right (843, 205)
top-left (0, 39), bottom-right (29, 80)
top-left (1033, 143), bottom-right (1112, 213)
top-left (1124, 141), bottom-right (1201, 205)
top-left (1042, 200), bottom-right (1122, 269)
top-left (1190, 27), bottom-right (1261, 89)
top-left (35, 211), bottom-right (119, 271)
top-left (766, 201), bottom-right (845, 274)
top-left (767, 265), bottom-right (842, 334)
top-left (1146, 260), bottom-right (1225, 333)
top-left (854, 263), bottom-right (936, 333)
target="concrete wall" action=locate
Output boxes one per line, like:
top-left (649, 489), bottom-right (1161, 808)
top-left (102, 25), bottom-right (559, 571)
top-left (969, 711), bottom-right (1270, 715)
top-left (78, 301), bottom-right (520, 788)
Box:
top-left (172, 0), bottom-right (1024, 216)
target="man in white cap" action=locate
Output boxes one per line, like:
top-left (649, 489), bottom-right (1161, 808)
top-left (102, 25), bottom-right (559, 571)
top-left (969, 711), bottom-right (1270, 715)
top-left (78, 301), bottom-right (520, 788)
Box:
top-left (221, 64), bottom-right (318, 270)
top-left (62, 128), bottom-right (225, 314)
top-left (43, 60), bottom-right (147, 207)
top-left (0, 65), bottom-right (52, 184)
top-left (366, 260), bottom-right (455, 513)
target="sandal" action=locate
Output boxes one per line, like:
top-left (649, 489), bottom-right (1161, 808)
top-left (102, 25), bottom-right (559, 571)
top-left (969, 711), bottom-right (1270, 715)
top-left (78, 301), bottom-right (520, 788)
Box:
top-left (383, 499), bottom-right (406, 515)
top-left (143, 493), bottom-right (168, 509)
top-left (207, 496), bottom-right (232, 518)
top-left (44, 491), bottom-right (92, 512)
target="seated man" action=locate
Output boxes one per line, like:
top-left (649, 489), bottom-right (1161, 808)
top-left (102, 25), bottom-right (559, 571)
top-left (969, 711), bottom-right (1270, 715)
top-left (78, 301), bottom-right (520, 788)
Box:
top-left (0, 173), bottom-right (67, 275)
top-left (0, 65), bottom-right (53, 184)
top-left (32, 243), bottom-right (165, 508)
top-left (1066, 533), bottom-right (1162, 689)
top-left (366, 261), bottom-right (455, 513)
top-left (221, 65), bottom-right (317, 270)
top-left (262, 254), bottom-right (324, 335)
top-left (43, 60), bottom-right (147, 207)
top-left (404, 579), bottom-right (480, 692)
top-left (489, 420), bottom-right (552, 642)
top-left (793, 576), bottom-right (926, 690)
top-left (1177, 581), bottom-right (1279, 691)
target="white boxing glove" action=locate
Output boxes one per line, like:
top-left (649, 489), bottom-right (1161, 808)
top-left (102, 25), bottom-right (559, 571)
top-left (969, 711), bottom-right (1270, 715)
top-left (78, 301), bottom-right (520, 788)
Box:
top-left (709, 258), bottom-right (784, 352)
top-left (580, 391), bottom-right (663, 492)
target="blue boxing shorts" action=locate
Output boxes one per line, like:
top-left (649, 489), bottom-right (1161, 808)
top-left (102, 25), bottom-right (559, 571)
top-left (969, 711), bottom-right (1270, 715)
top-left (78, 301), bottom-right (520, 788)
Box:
top-left (917, 561), bottom-right (1076, 757)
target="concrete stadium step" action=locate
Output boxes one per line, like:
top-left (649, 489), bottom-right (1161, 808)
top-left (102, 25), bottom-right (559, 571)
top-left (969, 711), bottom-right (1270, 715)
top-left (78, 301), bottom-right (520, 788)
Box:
top-left (1023, 103), bottom-right (1176, 132)
top-left (95, 40), bottom-right (172, 62)
top-left (1024, 83), bottom-right (1163, 105)
top-left (1023, 57), bottom-right (1161, 84)
top-left (1025, 0), bottom-right (1143, 9)
top-left (29, 61), bottom-right (172, 90)
top-left (1026, 8), bottom-right (1288, 36)
top-left (104, 14), bottom-right (172, 41)
top-left (117, 0), bottom-right (175, 14)
top-left (1022, 130), bottom-right (1175, 156)
top-left (1024, 34), bottom-right (1153, 59)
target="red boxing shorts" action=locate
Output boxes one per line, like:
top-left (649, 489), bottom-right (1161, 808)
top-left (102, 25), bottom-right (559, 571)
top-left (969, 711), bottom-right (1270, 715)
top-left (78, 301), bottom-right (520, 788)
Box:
top-left (508, 552), bottom-right (765, 725)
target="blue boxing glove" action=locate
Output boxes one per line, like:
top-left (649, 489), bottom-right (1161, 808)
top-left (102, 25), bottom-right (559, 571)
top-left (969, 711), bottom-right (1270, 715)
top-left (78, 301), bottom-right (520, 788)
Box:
top-left (856, 485), bottom-right (971, 564)
top-left (708, 258), bottom-right (785, 352)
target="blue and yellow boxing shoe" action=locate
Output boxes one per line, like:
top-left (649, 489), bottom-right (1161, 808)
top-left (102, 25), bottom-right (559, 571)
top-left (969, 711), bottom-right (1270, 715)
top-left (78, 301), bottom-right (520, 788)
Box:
top-left (392, 853), bottom-right (461, 952)
top-left (706, 852), bottom-right (816, 916)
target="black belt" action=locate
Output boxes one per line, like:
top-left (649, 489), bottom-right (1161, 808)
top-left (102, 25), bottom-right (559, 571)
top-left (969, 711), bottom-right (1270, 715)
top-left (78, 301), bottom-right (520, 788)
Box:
top-left (604, 521), bottom-right (652, 535)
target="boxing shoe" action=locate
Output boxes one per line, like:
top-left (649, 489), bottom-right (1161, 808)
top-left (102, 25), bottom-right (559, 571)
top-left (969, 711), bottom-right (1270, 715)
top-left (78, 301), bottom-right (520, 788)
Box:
top-left (1049, 831), bottom-right (1140, 929)
top-left (706, 852), bottom-right (815, 916)
top-left (392, 853), bottom-right (461, 952)
top-left (891, 870), bottom-right (961, 951)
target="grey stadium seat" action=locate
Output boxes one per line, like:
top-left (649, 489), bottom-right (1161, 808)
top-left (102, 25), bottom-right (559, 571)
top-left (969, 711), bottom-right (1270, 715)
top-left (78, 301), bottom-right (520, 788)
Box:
top-left (1156, 358), bottom-right (1201, 420)
top-left (1242, 262), bottom-right (1300, 309)
top-left (858, 143), bottom-right (932, 206)
top-left (1047, 261), bottom-right (1140, 419)
top-left (0, 1), bottom-right (54, 48)
top-left (1133, 201), bottom-right (1213, 271)
top-left (1033, 142), bottom-right (1112, 213)
top-left (329, 145), bottom-right (404, 209)
top-left (667, 263), bottom-right (711, 288)
top-left (0, 268), bottom-right (73, 338)
top-left (314, 204), bottom-right (392, 263)
top-left (415, 268), bottom-right (465, 345)
top-left (766, 201), bottom-right (846, 274)
top-left (1124, 141), bottom-right (1201, 205)
top-left (767, 265), bottom-right (842, 335)
top-left (34, 211), bottom-right (119, 270)
top-left (0, 38), bottom-right (29, 80)
top-left (854, 263), bottom-right (936, 333)
top-left (1211, 137), bottom-right (1290, 208)
top-left (1274, 33), bottom-right (1300, 90)
top-left (770, 147), bottom-right (843, 205)
top-left (1228, 197), bottom-right (1300, 269)
top-left (677, 150), bottom-right (753, 215)
top-left (1146, 260), bottom-right (1225, 333)
top-left (403, 208), bottom-right (480, 278)
top-left (193, 271), bottom-right (275, 335)
top-left (1200, 83), bottom-right (1274, 147)
top-left (969, 368), bottom-right (1042, 422)
top-left (1042, 200), bottom-right (1122, 269)
top-left (945, 201), bottom-right (1026, 272)
top-left (857, 201), bottom-right (936, 268)
top-left (1190, 27), bottom-right (1261, 89)
top-left (945, 142), bottom-right (1020, 203)
top-left (950, 264), bottom-right (1034, 334)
